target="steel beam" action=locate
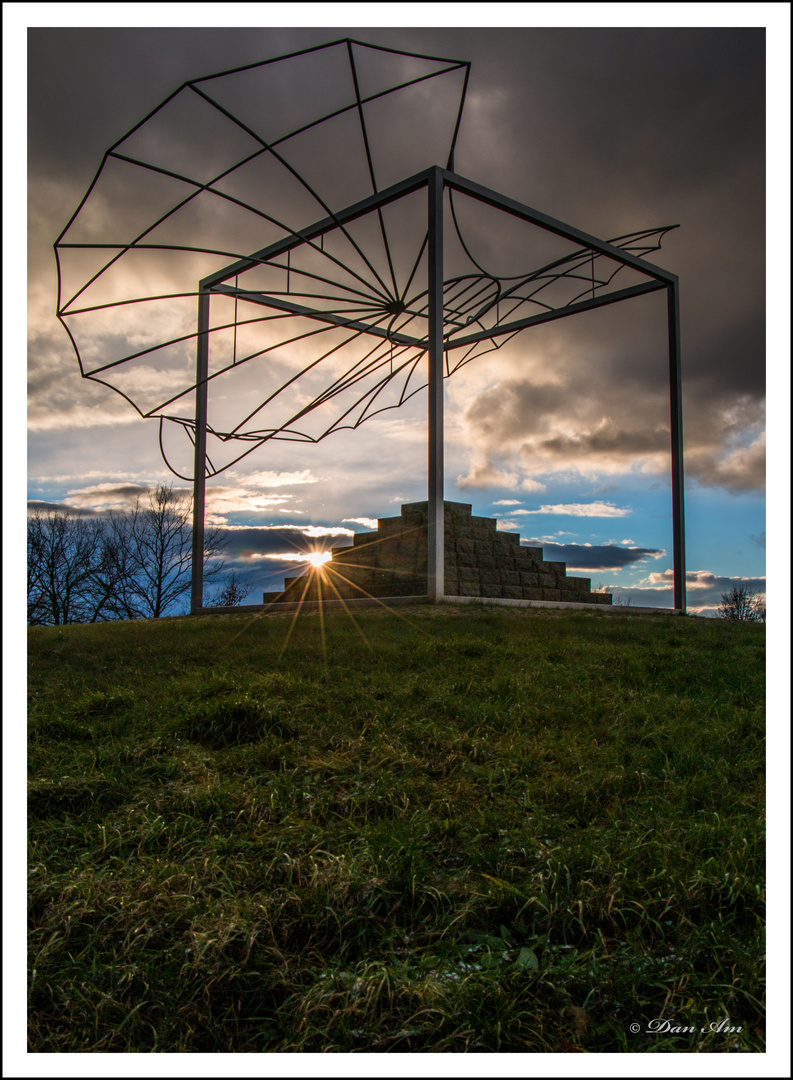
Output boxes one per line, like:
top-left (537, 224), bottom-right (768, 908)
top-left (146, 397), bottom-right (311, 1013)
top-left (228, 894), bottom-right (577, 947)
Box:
top-left (201, 168), bottom-right (434, 290)
top-left (667, 279), bottom-right (686, 613)
top-left (190, 288), bottom-right (210, 613)
top-left (442, 170), bottom-right (677, 284)
top-left (209, 284), bottom-right (423, 346)
top-left (427, 168), bottom-right (445, 602)
top-left (445, 280), bottom-right (667, 350)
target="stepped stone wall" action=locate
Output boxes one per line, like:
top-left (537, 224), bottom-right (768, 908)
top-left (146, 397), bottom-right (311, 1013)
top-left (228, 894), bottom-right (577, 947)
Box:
top-left (263, 501), bottom-right (612, 606)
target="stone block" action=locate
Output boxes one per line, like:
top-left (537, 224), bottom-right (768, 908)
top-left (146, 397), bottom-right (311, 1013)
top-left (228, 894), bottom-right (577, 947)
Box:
top-left (480, 569), bottom-right (500, 585)
top-left (458, 566), bottom-right (480, 583)
top-left (398, 536), bottom-right (424, 559)
top-left (501, 571), bottom-right (520, 586)
top-left (457, 551), bottom-right (477, 569)
top-left (522, 587), bottom-right (544, 600)
top-left (456, 537), bottom-right (475, 554)
top-left (542, 588), bottom-right (561, 602)
top-left (539, 573), bottom-right (556, 589)
top-left (402, 511), bottom-right (425, 529)
top-left (519, 571), bottom-right (540, 587)
top-left (444, 580), bottom-right (459, 595)
top-left (564, 576), bottom-right (591, 592)
top-left (377, 516), bottom-right (403, 535)
top-left (376, 536), bottom-right (400, 561)
top-left (547, 560), bottom-right (566, 575)
top-left (520, 546), bottom-right (544, 559)
top-left (471, 528), bottom-right (497, 545)
top-left (504, 585), bottom-right (525, 600)
top-left (459, 582), bottom-right (481, 596)
top-left (470, 515), bottom-right (497, 532)
top-left (454, 526), bottom-right (473, 543)
top-left (445, 501), bottom-right (473, 517)
top-left (496, 531), bottom-right (520, 546)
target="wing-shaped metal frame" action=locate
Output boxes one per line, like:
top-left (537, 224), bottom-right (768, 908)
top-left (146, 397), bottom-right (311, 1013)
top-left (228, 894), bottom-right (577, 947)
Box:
top-left (52, 40), bottom-right (685, 614)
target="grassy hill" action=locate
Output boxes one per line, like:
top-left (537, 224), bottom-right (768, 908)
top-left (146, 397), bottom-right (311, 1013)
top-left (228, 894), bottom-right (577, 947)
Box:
top-left (28, 604), bottom-right (765, 1052)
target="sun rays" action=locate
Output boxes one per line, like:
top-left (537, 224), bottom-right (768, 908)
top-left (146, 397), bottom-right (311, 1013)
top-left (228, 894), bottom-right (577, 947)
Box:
top-left (218, 533), bottom-right (432, 673)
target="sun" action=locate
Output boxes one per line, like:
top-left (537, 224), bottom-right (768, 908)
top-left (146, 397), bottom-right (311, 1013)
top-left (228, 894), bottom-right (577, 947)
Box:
top-left (307, 551), bottom-right (332, 571)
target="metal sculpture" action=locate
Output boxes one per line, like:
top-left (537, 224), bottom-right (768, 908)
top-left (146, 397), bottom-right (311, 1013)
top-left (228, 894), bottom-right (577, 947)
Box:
top-left (54, 39), bottom-right (686, 613)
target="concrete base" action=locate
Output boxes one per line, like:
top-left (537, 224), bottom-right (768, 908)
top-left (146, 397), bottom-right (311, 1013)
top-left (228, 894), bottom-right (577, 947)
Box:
top-left (199, 594), bottom-right (682, 616)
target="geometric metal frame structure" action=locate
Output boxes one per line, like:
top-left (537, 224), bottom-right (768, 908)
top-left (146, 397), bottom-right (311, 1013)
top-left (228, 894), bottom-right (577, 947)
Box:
top-left (52, 39), bottom-right (685, 614)
top-left (192, 166), bottom-right (685, 612)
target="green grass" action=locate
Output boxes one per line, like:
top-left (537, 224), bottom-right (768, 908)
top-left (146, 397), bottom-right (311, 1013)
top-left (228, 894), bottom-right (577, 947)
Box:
top-left (27, 603), bottom-right (765, 1052)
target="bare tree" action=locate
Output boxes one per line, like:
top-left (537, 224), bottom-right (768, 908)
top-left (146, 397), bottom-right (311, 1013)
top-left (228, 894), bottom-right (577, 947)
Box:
top-left (210, 570), bottom-right (252, 607)
top-left (27, 485), bottom-right (226, 624)
top-left (717, 585), bottom-right (766, 623)
top-left (106, 484), bottom-right (225, 619)
top-left (27, 510), bottom-right (111, 625)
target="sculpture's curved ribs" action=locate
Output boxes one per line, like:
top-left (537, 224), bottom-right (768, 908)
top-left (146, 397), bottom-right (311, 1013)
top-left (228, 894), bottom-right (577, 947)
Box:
top-left (55, 41), bottom-right (676, 486)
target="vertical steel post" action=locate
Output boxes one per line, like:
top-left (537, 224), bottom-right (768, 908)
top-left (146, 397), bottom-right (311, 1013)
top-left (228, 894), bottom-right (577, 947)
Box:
top-left (427, 168), bottom-right (445, 602)
top-left (667, 279), bottom-right (686, 613)
top-left (190, 287), bottom-right (210, 614)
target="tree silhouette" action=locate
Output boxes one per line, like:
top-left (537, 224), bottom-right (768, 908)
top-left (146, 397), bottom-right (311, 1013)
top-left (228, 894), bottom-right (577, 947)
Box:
top-left (717, 586), bottom-right (766, 623)
top-left (27, 485), bottom-right (226, 624)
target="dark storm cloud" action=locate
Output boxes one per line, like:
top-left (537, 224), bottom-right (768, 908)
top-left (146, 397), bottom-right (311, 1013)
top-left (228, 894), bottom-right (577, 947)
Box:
top-left (215, 524), bottom-right (352, 594)
top-left (522, 540), bottom-right (664, 572)
top-left (27, 500), bottom-right (100, 518)
top-left (27, 484), bottom-right (191, 514)
top-left (26, 26), bottom-right (766, 500)
top-left (218, 525), bottom-right (344, 561)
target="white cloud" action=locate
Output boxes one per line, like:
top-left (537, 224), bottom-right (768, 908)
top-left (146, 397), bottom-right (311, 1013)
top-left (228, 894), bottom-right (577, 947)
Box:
top-left (30, 469), bottom-right (167, 486)
top-left (343, 517), bottom-right (378, 529)
top-left (28, 402), bottom-right (142, 432)
top-left (493, 499), bottom-right (522, 505)
top-left (300, 526), bottom-right (356, 538)
top-left (686, 429), bottom-right (765, 494)
top-left (232, 524), bottom-right (354, 538)
top-left (246, 551), bottom-right (333, 564)
top-left (509, 502), bottom-right (631, 517)
top-left (456, 460), bottom-right (548, 493)
top-left (206, 488), bottom-right (294, 516)
top-left (228, 469), bottom-right (319, 488)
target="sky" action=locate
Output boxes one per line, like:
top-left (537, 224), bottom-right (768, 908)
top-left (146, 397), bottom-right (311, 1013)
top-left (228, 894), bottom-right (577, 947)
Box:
top-left (5, 10), bottom-right (791, 1075)
top-left (17, 11), bottom-right (785, 615)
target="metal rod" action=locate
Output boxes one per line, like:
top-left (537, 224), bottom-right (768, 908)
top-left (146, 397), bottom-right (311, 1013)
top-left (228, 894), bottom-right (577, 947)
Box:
top-left (442, 170), bottom-right (677, 284)
top-left (446, 280), bottom-right (666, 349)
top-left (210, 284), bottom-right (422, 346)
top-left (190, 288), bottom-right (210, 613)
top-left (200, 168), bottom-right (433, 289)
top-left (667, 279), bottom-right (686, 613)
top-left (427, 167), bottom-right (445, 602)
